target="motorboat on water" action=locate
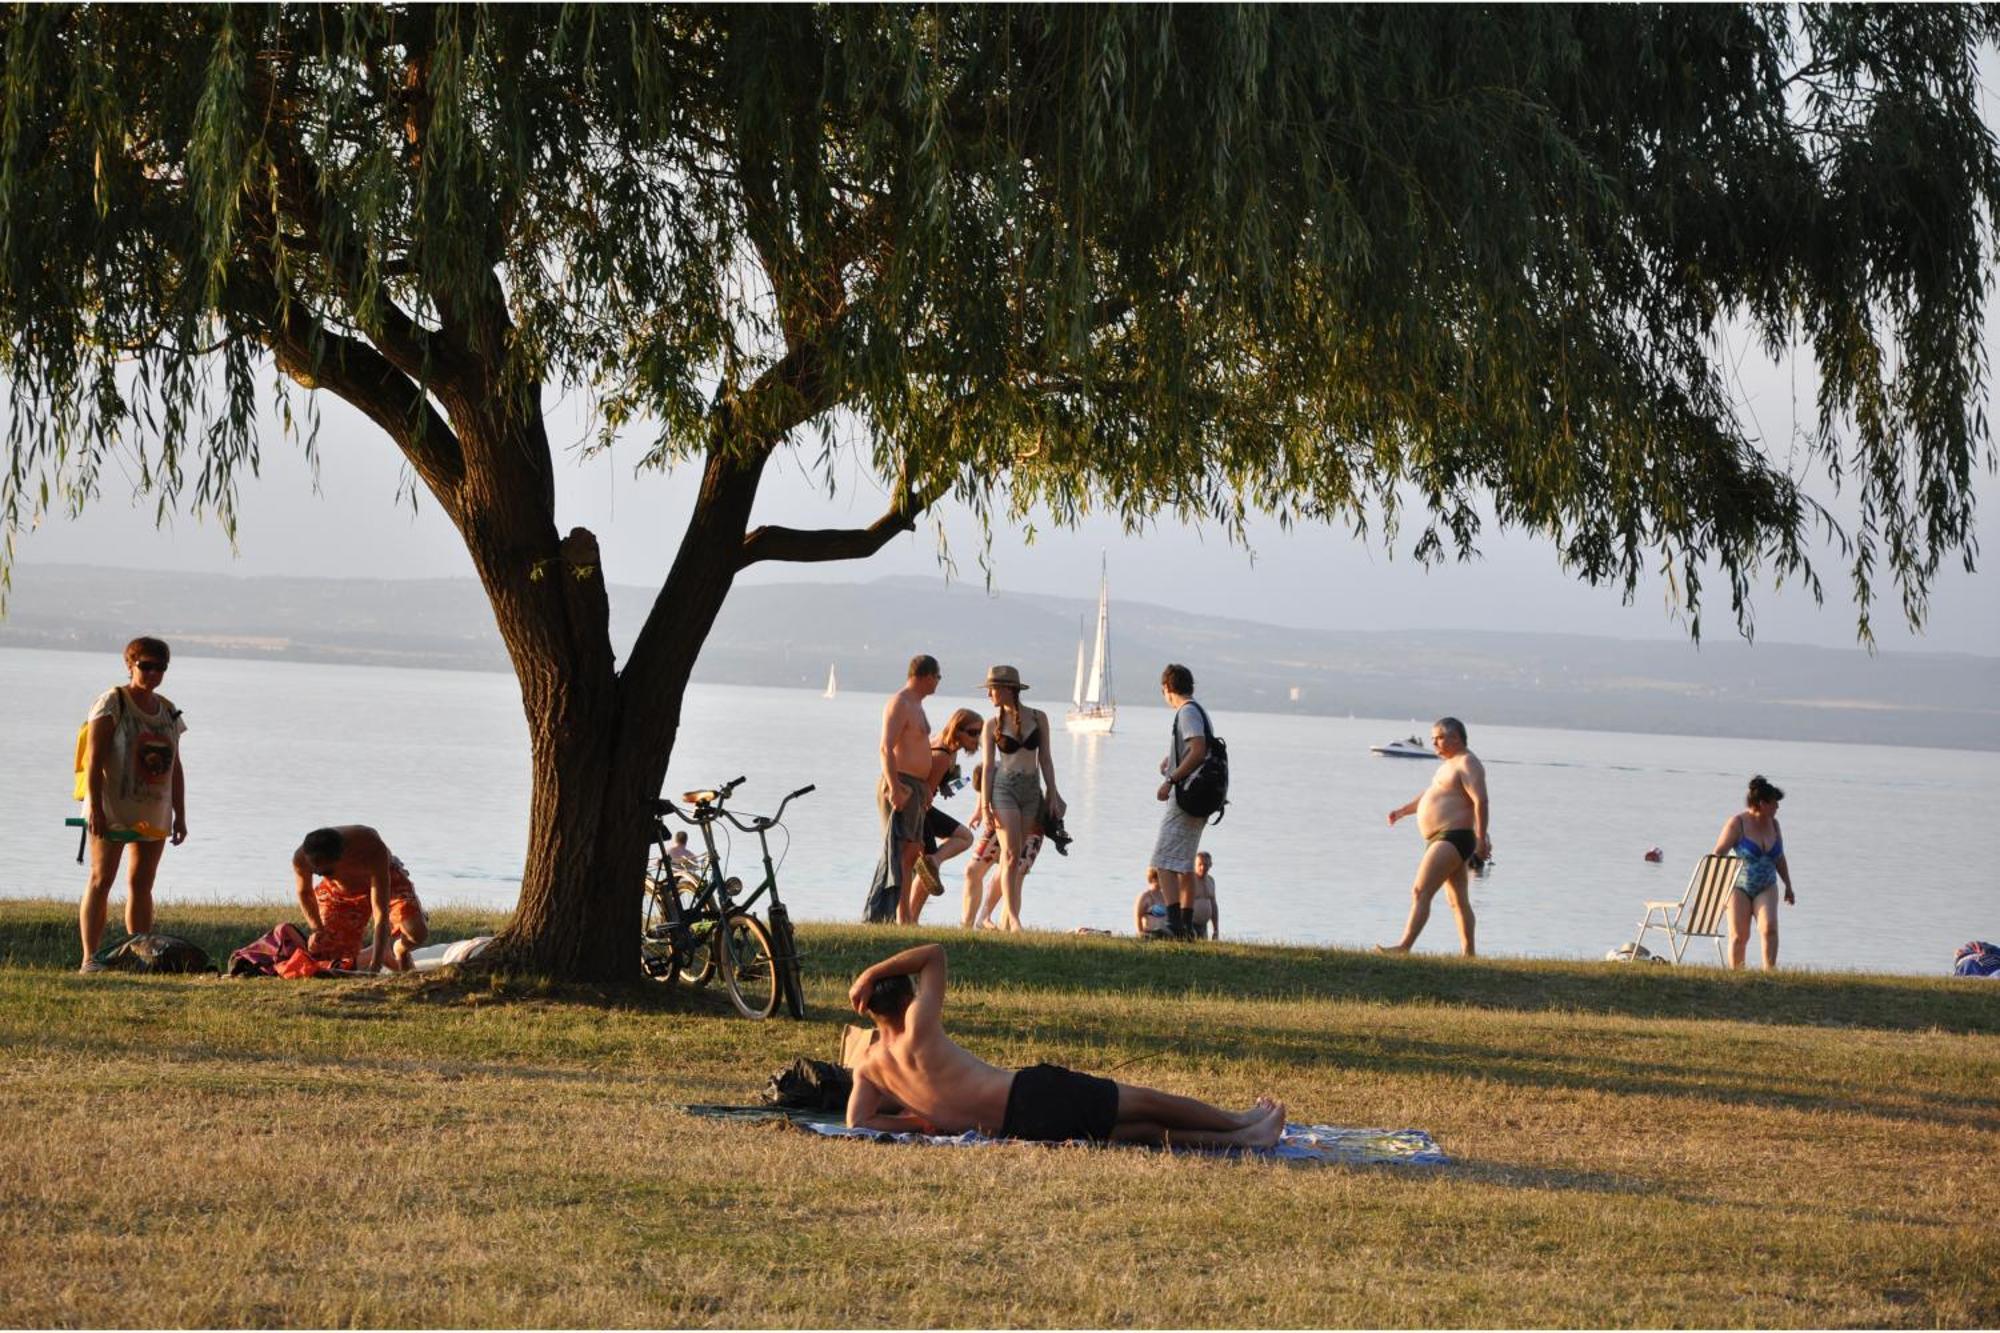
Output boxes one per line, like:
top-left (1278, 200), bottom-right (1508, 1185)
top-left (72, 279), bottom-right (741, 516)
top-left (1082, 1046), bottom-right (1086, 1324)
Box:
top-left (1066, 556), bottom-right (1116, 734)
top-left (1369, 735), bottom-right (1432, 759)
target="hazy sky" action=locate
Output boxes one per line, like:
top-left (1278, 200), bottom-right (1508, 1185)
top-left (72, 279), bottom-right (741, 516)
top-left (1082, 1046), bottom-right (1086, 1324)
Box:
top-left (9, 309), bottom-right (1999, 658)
top-left (11, 373), bottom-right (1994, 659)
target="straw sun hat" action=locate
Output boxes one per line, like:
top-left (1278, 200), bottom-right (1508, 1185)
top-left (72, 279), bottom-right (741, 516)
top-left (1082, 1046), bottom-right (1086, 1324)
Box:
top-left (982, 664), bottom-right (1028, 691)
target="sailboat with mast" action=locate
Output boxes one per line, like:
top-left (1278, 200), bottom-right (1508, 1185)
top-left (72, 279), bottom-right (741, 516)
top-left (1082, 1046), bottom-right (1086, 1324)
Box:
top-left (823, 663), bottom-right (838, 699)
top-left (1066, 557), bottom-right (1116, 734)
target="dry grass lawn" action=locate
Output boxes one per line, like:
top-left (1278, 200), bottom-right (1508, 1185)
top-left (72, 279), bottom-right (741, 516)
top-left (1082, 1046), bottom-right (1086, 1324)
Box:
top-left (1, 899), bottom-right (1996, 1328)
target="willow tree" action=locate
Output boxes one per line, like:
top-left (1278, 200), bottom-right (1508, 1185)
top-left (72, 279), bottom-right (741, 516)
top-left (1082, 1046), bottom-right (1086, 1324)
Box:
top-left (3, 7), bottom-right (1993, 978)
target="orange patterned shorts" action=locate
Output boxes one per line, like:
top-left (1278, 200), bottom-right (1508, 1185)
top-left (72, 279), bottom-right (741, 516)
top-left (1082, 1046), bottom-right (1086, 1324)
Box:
top-left (311, 865), bottom-right (426, 964)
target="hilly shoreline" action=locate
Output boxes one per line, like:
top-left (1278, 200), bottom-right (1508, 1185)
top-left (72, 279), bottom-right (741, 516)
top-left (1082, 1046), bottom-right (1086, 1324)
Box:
top-left (3, 562), bottom-right (1995, 751)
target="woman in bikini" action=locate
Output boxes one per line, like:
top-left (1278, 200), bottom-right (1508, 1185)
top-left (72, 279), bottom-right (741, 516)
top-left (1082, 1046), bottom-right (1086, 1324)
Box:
top-left (902, 708), bottom-right (983, 924)
top-left (1711, 775), bottom-right (1797, 970)
top-left (970, 665), bottom-right (1065, 932)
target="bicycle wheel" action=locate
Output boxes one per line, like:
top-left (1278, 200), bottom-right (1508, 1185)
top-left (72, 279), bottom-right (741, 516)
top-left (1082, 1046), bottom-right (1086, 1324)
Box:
top-left (767, 902), bottom-right (806, 1020)
top-left (680, 911), bottom-right (718, 989)
top-left (639, 879), bottom-right (679, 986)
top-left (717, 912), bottom-right (779, 1019)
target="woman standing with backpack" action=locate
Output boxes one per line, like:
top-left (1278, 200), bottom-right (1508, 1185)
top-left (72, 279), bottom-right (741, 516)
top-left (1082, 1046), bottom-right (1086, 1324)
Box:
top-left (77, 636), bottom-right (188, 972)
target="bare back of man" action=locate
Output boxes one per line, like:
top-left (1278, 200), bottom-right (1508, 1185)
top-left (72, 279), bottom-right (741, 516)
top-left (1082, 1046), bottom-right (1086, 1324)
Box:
top-left (1378, 718), bottom-right (1490, 957)
top-left (293, 824), bottom-right (429, 971)
top-left (847, 944), bottom-right (1284, 1148)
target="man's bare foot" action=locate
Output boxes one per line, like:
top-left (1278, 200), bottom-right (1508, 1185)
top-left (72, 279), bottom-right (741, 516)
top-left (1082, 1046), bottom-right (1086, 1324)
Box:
top-left (1373, 943), bottom-right (1411, 955)
top-left (1234, 1099), bottom-right (1286, 1149)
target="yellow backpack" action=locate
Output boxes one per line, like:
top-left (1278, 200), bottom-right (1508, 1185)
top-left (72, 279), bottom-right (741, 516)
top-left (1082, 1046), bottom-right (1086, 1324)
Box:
top-left (72, 688), bottom-right (125, 801)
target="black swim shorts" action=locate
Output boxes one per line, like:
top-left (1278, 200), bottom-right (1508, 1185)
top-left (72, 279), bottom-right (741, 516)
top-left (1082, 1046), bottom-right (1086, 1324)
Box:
top-left (922, 805), bottom-right (966, 856)
top-left (1000, 1062), bottom-right (1120, 1143)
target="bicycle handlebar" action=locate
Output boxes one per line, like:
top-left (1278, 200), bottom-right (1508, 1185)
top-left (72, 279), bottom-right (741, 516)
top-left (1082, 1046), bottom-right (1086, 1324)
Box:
top-left (654, 780), bottom-right (812, 829)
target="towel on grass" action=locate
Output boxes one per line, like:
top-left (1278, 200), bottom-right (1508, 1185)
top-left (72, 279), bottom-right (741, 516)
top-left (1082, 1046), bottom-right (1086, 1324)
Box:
top-left (684, 1104), bottom-right (1447, 1166)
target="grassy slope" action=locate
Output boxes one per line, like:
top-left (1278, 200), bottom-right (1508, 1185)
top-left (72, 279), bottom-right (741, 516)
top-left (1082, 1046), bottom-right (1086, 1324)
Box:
top-left (2, 899), bottom-right (1996, 1329)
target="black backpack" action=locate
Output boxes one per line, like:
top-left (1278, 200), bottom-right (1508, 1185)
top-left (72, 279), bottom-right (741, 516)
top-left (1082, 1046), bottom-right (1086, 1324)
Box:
top-left (1172, 701), bottom-right (1230, 823)
top-left (763, 1057), bottom-right (853, 1112)
top-left (94, 932), bottom-right (216, 974)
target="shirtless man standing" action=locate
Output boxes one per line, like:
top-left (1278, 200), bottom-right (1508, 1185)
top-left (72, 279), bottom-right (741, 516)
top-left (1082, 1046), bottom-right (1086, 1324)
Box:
top-left (1377, 717), bottom-right (1491, 957)
top-left (846, 943), bottom-right (1285, 1148)
top-left (292, 825), bottom-right (429, 972)
top-left (864, 655), bottom-right (941, 923)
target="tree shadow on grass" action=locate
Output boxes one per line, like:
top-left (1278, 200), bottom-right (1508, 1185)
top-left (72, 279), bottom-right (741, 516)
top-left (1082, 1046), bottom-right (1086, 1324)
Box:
top-left (802, 929), bottom-right (2000, 1036)
top-left (981, 1012), bottom-right (2000, 1137)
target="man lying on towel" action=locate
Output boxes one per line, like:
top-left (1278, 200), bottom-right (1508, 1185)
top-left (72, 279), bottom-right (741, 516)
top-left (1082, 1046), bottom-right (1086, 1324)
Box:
top-left (847, 944), bottom-right (1284, 1148)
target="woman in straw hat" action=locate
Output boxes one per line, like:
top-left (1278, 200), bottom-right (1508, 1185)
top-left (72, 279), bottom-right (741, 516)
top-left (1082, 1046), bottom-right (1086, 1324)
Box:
top-left (971, 665), bottom-right (1066, 931)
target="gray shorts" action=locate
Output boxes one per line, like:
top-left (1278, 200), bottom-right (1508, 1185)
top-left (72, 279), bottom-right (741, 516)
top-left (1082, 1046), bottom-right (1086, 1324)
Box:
top-left (1150, 803), bottom-right (1206, 874)
top-left (989, 767), bottom-right (1043, 825)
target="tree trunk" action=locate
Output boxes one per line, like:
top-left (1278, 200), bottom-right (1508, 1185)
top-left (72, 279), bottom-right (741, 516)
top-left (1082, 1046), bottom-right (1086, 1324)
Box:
top-left (440, 409), bottom-right (758, 983)
top-left (430, 404), bottom-right (675, 983)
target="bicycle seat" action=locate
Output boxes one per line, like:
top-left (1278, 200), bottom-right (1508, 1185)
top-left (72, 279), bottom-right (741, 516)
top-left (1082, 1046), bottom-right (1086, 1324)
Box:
top-left (682, 789), bottom-right (720, 805)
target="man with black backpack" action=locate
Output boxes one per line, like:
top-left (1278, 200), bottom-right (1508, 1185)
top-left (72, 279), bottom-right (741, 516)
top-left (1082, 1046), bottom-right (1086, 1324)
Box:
top-left (1150, 663), bottom-right (1226, 940)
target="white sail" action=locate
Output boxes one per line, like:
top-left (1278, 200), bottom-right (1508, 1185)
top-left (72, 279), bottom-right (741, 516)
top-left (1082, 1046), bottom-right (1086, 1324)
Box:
top-left (1065, 556), bottom-right (1117, 733)
top-left (823, 663), bottom-right (838, 699)
top-left (1084, 572), bottom-right (1110, 706)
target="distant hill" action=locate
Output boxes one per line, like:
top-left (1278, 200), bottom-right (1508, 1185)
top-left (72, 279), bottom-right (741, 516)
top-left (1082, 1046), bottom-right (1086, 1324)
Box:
top-left (4, 563), bottom-right (1996, 750)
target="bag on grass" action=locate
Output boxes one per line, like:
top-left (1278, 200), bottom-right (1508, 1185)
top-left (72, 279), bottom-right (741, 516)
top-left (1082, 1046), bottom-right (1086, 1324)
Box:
top-left (763, 1057), bottom-right (853, 1111)
top-left (95, 932), bottom-right (216, 974)
top-left (228, 922), bottom-right (310, 977)
top-left (1953, 941), bottom-right (2000, 978)
top-left (1171, 701), bottom-right (1230, 823)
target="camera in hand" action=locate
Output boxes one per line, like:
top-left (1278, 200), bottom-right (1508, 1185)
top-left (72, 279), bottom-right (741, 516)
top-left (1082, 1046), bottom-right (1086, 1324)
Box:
top-left (1042, 810), bottom-right (1074, 856)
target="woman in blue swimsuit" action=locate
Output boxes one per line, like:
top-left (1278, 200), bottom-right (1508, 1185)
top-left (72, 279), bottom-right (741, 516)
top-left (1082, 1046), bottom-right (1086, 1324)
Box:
top-left (1710, 775), bottom-right (1797, 970)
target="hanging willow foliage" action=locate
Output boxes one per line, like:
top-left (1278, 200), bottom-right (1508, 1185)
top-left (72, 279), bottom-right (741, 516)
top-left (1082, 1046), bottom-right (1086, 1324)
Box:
top-left (1, 6), bottom-right (1992, 978)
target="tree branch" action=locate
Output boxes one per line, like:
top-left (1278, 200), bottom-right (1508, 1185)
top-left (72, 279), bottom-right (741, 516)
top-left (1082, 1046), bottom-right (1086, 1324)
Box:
top-left (738, 472), bottom-right (950, 569)
top-left (222, 271), bottom-right (466, 496)
top-left (249, 73), bottom-right (462, 393)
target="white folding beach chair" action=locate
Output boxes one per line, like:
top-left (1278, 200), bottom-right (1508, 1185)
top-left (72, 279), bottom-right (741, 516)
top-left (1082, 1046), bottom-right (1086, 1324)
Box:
top-left (1633, 854), bottom-right (1738, 964)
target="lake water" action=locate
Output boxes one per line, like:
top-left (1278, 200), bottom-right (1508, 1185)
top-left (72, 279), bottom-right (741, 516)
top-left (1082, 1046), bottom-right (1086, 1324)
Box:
top-left (4, 645), bottom-right (1993, 976)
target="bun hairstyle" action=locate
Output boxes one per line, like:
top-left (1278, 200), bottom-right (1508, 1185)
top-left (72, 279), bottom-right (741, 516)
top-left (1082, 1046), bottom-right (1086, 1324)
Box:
top-left (1746, 775), bottom-right (1786, 807)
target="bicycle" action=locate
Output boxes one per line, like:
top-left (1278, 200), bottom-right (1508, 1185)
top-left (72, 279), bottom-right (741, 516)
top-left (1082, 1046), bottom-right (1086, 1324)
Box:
top-left (640, 776), bottom-right (812, 1019)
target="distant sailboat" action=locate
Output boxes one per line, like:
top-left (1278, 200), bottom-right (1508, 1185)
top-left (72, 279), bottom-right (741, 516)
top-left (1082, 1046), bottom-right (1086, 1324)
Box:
top-left (823, 663), bottom-right (838, 699)
top-left (1066, 558), bottom-right (1116, 734)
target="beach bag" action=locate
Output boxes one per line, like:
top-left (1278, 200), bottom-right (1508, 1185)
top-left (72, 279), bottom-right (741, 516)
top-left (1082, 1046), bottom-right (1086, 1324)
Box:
top-left (1172, 701), bottom-right (1230, 823)
top-left (72, 688), bottom-right (126, 801)
top-left (1953, 941), bottom-right (2000, 978)
top-left (94, 932), bottom-right (216, 975)
top-left (763, 1057), bottom-right (853, 1111)
top-left (228, 922), bottom-right (310, 977)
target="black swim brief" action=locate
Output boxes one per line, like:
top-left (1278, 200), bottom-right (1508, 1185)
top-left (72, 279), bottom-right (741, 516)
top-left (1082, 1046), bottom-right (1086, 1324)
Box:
top-left (1000, 1063), bottom-right (1120, 1143)
top-left (1427, 827), bottom-right (1483, 870)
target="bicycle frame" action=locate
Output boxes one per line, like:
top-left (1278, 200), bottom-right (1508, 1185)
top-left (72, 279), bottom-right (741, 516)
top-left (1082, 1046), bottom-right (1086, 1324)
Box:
top-left (650, 778), bottom-right (813, 1018)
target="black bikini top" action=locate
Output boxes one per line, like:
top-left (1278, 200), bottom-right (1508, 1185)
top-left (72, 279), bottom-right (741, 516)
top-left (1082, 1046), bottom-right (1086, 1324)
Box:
top-left (994, 714), bottom-right (1042, 754)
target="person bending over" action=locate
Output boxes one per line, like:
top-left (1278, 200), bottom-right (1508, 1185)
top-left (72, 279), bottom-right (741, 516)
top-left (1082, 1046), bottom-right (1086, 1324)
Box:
top-left (293, 825), bottom-right (429, 972)
top-left (846, 944), bottom-right (1284, 1148)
